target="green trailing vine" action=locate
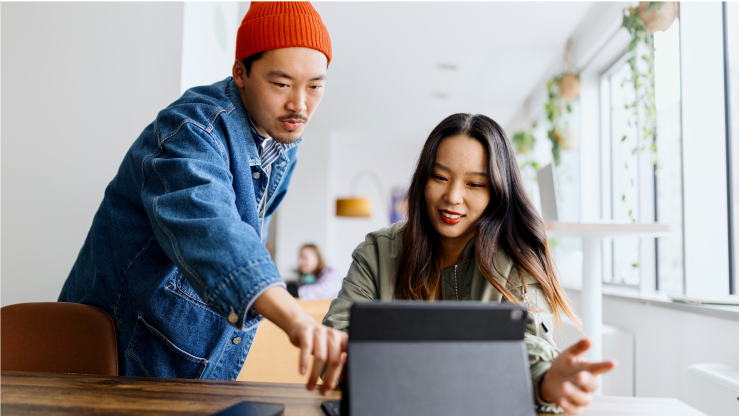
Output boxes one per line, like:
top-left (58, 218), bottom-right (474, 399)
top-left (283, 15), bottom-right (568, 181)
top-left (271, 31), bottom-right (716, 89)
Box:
top-left (620, 4), bottom-right (662, 225)
top-left (618, 2), bottom-right (665, 273)
top-left (622, 4), bottom-right (658, 166)
top-left (545, 74), bottom-right (575, 166)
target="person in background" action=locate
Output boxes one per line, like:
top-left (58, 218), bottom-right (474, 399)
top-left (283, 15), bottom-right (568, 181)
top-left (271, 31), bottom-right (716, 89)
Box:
top-left (297, 244), bottom-right (342, 300)
top-left (59, 2), bottom-right (345, 395)
top-left (323, 113), bottom-right (616, 414)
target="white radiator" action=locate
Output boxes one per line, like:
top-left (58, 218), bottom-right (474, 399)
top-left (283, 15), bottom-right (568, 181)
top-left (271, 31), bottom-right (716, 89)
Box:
top-left (685, 363), bottom-right (739, 416)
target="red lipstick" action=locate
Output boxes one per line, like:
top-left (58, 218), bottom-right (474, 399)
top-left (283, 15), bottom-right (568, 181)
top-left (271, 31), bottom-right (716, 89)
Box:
top-left (439, 209), bottom-right (464, 225)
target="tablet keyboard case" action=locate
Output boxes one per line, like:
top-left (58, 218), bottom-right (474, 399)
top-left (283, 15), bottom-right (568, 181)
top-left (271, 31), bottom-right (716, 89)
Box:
top-left (344, 302), bottom-right (536, 416)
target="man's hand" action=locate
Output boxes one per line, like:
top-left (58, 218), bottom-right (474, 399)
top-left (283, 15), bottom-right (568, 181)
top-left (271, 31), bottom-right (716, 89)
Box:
top-left (286, 314), bottom-right (347, 395)
top-left (540, 338), bottom-right (616, 415)
top-left (252, 286), bottom-right (347, 395)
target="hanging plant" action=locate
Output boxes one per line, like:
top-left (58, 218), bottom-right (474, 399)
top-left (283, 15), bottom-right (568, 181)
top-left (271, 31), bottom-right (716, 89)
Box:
top-left (512, 130), bottom-right (540, 171)
top-left (619, 2), bottom-right (675, 223)
top-left (638, 1), bottom-right (677, 34)
top-left (557, 73), bottom-right (581, 101)
top-left (545, 74), bottom-right (576, 166)
top-left (621, 2), bottom-right (677, 165)
top-left (622, 4), bottom-right (657, 159)
top-left (545, 39), bottom-right (579, 166)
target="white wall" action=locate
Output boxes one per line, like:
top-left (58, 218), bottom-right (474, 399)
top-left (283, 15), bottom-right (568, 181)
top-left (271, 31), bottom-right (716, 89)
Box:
top-left (180, 2), bottom-right (241, 95)
top-left (273, 124), bottom-right (424, 281)
top-left (567, 289), bottom-right (739, 403)
top-left (273, 124), bottom-right (331, 279)
top-left (326, 131), bottom-right (424, 279)
top-left (1, 3), bottom-right (184, 306)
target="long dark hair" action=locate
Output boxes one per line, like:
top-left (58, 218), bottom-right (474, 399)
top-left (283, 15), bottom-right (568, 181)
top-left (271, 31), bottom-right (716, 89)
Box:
top-left (396, 113), bottom-right (578, 329)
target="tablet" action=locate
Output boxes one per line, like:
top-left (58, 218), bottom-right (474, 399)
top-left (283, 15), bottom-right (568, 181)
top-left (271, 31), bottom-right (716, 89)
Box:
top-left (342, 301), bottom-right (536, 416)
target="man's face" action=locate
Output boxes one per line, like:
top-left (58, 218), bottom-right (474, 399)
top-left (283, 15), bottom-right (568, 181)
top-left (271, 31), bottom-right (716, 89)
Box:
top-left (233, 47), bottom-right (327, 144)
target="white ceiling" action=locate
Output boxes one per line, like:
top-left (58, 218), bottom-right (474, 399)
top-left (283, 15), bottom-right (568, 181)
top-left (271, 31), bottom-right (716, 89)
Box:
top-left (309, 2), bottom-right (595, 138)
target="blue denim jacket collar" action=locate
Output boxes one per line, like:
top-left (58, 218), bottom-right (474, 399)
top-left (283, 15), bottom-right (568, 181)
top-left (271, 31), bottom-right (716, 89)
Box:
top-left (226, 79), bottom-right (303, 168)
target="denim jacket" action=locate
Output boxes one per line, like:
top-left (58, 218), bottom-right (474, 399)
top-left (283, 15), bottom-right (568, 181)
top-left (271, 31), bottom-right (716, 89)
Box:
top-left (59, 77), bottom-right (298, 380)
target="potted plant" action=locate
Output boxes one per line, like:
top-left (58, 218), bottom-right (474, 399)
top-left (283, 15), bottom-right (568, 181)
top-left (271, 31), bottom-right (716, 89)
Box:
top-left (637, 1), bottom-right (678, 34)
top-left (557, 73), bottom-right (581, 101)
top-left (545, 74), bottom-right (579, 165)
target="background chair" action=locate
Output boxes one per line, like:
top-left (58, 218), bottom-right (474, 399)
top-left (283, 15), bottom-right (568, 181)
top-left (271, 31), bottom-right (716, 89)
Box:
top-left (1, 302), bottom-right (118, 376)
top-left (238, 299), bottom-right (333, 383)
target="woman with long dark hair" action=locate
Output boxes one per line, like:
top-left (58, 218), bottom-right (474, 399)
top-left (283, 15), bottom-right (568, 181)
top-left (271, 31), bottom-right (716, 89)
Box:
top-left (323, 113), bottom-right (614, 414)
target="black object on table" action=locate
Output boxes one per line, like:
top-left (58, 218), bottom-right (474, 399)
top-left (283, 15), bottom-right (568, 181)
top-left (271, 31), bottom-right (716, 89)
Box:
top-left (321, 400), bottom-right (341, 416)
top-left (212, 401), bottom-right (285, 416)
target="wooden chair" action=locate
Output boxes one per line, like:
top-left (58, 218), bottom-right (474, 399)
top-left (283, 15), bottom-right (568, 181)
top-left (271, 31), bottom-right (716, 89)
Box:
top-left (1, 302), bottom-right (118, 376)
top-left (238, 299), bottom-right (333, 383)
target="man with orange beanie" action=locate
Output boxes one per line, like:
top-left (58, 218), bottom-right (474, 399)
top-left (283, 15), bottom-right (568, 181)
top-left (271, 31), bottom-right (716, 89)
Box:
top-left (59, 2), bottom-right (345, 394)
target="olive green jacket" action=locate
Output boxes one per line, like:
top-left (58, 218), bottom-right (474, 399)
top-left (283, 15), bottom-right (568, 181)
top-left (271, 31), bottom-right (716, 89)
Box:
top-left (323, 221), bottom-right (564, 414)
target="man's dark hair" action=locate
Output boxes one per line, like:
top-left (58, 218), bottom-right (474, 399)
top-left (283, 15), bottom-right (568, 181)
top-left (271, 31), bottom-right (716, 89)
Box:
top-left (241, 51), bottom-right (266, 77)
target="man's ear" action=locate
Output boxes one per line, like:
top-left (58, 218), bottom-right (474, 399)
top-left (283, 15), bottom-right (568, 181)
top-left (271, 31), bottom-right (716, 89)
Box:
top-left (233, 59), bottom-right (247, 88)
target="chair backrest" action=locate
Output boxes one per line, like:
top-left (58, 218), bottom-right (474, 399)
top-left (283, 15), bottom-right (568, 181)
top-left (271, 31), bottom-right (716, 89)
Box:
top-left (1, 302), bottom-right (118, 375)
top-left (238, 299), bottom-right (333, 383)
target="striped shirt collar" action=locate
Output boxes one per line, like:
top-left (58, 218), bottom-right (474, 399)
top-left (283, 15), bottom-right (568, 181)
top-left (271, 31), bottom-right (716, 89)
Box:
top-left (245, 113), bottom-right (299, 169)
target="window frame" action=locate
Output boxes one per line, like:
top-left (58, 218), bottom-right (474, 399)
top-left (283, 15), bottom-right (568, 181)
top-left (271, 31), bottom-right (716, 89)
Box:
top-left (724, 2), bottom-right (737, 295)
top-left (598, 52), bottom-right (659, 292)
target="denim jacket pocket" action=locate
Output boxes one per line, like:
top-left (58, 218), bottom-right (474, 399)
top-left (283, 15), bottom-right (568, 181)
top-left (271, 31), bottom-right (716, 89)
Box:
top-left (166, 270), bottom-right (223, 316)
top-left (124, 315), bottom-right (208, 379)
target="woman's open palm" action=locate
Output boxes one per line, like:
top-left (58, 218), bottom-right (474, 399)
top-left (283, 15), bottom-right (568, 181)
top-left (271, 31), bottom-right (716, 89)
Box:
top-left (540, 338), bottom-right (616, 415)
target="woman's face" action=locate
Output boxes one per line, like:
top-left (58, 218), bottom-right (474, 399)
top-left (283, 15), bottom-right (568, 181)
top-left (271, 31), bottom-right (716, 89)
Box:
top-left (299, 247), bottom-right (319, 274)
top-left (424, 135), bottom-right (491, 244)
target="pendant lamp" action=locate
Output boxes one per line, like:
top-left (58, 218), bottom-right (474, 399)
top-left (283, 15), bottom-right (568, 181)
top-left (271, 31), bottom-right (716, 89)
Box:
top-left (335, 197), bottom-right (372, 217)
top-left (335, 169), bottom-right (385, 218)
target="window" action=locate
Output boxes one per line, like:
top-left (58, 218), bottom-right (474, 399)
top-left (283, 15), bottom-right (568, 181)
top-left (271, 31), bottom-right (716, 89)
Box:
top-left (653, 19), bottom-right (684, 293)
top-left (551, 99), bottom-right (583, 288)
top-left (601, 19), bottom-right (684, 292)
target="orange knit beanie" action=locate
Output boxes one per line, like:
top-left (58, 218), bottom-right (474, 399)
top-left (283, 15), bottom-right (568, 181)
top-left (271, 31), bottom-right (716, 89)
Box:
top-left (236, 2), bottom-right (332, 64)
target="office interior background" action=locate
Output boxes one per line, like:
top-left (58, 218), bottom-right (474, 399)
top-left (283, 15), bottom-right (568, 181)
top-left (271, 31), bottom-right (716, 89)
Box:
top-left (2, 2), bottom-right (739, 414)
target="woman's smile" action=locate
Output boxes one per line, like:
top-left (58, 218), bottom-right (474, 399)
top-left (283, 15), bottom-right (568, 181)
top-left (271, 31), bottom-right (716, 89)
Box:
top-left (439, 209), bottom-right (465, 224)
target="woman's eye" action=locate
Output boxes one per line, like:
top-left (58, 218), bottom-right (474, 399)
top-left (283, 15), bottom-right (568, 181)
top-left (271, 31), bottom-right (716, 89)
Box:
top-left (469, 183), bottom-right (485, 188)
top-left (310, 85), bottom-right (322, 90)
top-left (274, 83), bottom-right (288, 88)
top-left (432, 174), bottom-right (447, 181)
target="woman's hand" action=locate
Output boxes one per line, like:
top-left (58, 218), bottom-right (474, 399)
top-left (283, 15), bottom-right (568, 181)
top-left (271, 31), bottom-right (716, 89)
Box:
top-left (540, 338), bottom-right (616, 415)
top-left (286, 315), bottom-right (348, 395)
top-left (253, 286), bottom-right (347, 395)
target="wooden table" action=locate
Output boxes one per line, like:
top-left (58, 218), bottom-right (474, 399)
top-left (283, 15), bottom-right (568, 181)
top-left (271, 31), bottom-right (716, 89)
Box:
top-left (1, 371), bottom-right (706, 415)
top-left (1, 371), bottom-right (338, 415)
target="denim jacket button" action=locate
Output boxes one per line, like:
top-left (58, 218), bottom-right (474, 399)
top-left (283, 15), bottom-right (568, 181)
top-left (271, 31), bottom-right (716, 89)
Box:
top-left (232, 337), bottom-right (242, 345)
top-left (228, 311), bottom-right (238, 324)
top-left (252, 172), bottom-right (260, 179)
